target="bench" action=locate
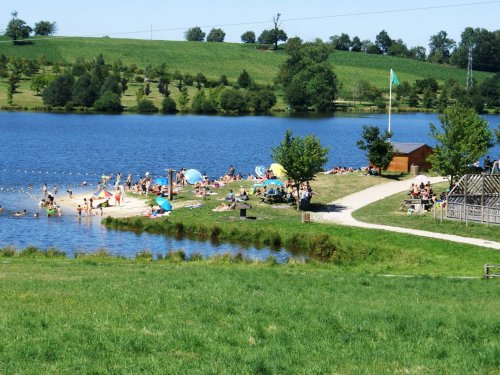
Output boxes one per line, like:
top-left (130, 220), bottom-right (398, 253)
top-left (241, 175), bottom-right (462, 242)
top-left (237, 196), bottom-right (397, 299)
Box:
top-left (484, 264), bottom-right (500, 279)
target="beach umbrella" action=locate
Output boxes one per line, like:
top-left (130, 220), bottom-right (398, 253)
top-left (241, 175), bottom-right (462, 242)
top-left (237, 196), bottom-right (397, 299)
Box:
top-left (95, 190), bottom-right (113, 198)
top-left (269, 163), bottom-right (286, 178)
top-left (156, 196), bottom-right (173, 211)
top-left (415, 175), bottom-right (430, 185)
top-left (255, 165), bottom-right (266, 177)
top-left (154, 177), bottom-right (168, 185)
top-left (184, 169), bottom-right (203, 184)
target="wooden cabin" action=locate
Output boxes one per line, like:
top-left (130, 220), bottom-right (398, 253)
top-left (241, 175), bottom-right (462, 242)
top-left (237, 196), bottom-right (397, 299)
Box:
top-left (387, 142), bottom-right (433, 173)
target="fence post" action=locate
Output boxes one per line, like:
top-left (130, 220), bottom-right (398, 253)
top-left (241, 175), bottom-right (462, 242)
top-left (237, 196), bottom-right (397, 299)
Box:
top-left (484, 264), bottom-right (489, 279)
top-left (168, 169), bottom-right (174, 201)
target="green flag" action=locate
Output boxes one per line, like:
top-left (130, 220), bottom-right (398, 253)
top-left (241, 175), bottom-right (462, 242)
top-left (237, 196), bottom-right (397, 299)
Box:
top-left (391, 69), bottom-right (400, 86)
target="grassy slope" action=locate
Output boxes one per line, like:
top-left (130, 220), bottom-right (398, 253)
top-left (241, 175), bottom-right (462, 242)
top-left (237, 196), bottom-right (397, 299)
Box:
top-left (0, 257), bottom-right (499, 374)
top-left (0, 36), bottom-right (493, 105)
top-left (352, 182), bottom-right (500, 242)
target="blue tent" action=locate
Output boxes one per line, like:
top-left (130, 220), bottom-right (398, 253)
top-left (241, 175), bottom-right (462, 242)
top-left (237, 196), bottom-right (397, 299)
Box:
top-left (185, 169), bottom-right (203, 184)
top-left (156, 196), bottom-right (173, 211)
top-left (154, 177), bottom-right (168, 185)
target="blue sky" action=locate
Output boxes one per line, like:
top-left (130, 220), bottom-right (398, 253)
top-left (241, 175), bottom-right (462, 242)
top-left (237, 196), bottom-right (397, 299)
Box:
top-left (1, 0), bottom-right (499, 50)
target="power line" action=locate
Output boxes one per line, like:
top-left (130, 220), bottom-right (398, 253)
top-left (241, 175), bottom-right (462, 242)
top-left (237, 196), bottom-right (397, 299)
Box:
top-left (0, 0), bottom-right (499, 44)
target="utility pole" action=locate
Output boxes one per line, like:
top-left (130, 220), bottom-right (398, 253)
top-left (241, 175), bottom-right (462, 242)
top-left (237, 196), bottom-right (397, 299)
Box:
top-left (150, 24), bottom-right (152, 41)
top-left (466, 44), bottom-right (474, 92)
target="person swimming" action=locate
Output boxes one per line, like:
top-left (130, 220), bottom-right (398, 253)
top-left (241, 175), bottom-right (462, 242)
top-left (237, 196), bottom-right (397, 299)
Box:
top-left (14, 210), bottom-right (27, 217)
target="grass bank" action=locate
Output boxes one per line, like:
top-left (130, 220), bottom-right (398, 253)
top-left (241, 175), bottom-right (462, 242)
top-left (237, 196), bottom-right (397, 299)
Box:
top-left (105, 174), bottom-right (500, 277)
top-left (352, 182), bottom-right (500, 243)
top-left (0, 254), bottom-right (499, 374)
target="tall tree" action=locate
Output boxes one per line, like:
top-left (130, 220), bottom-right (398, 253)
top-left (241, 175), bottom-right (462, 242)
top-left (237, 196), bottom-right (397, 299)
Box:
top-left (237, 69), bottom-right (252, 88)
top-left (5, 11), bottom-right (32, 41)
top-left (258, 13), bottom-right (287, 50)
top-left (206, 28), bottom-right (225, 42)
top-left (30, 73), bottom-right (51, 96)
top-left (185, 27), bottom-right (205, 42)
top-left (428, 31), bottom-right (455, 64)
top-left (356, 126), bottom-right (394, 175)
top-left (272, 129), bottom-right (329, 209)
top-left (277, 38), bottom-right (338, 111)
top-left (34, 21), bottom-right (56, 36)
top-left (350, 36), bottom-right (362, 52)
top-left (90, 54), bottom-right (109, 88)
top-left (72, 73), bottom-right (98, 107)
top-left (374, 30), bottom-right (393, 54)
top-left (6, 73), bottom-right (20, 105)
top-left (42, 73), bottom-right (74, 107)
top-left (451, 27), bottom-right (500, 72)
top-left (194, 72), bottom-right (207, 90)
top-left (428, 105), bottom-right (493, 186)
top-left (241, 31), bottom-right (256, 44)
top-left (330, 33), bottom-right (351, 51)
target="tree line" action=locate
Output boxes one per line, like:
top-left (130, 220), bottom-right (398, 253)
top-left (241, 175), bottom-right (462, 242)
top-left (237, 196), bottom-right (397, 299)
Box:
top-left (187, 20), bottom-right (499, 73)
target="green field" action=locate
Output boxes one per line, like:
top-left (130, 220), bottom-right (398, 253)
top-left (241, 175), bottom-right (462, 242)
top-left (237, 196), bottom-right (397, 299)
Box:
top-left (0, 35), bottom-right (494, 109)
top-left (1, 255), bottom-right (499, 374)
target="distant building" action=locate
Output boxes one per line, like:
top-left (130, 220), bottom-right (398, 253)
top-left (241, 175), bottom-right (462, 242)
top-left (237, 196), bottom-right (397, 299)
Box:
top-left (387, 142), bottom-right (433, 173)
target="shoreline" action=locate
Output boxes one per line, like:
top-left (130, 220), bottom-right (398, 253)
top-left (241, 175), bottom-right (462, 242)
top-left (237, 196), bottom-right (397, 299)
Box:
top-left (55, 191), bottom-right (149, 219)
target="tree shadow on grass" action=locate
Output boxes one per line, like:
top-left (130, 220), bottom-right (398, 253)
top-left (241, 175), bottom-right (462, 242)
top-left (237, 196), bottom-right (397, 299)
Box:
top-left (380, 172), bottom-right (407, 181)
top-left (13, 40), bottom-right (34, 46)
top-left (309, 202), bottom-right (347, 213)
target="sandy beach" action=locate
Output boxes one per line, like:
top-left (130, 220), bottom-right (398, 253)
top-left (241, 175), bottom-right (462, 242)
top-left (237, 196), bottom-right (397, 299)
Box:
top-left (55, 191), bottom-right (150, 218)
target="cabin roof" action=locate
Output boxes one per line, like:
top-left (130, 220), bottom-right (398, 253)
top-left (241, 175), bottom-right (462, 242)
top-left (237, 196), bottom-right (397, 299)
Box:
top-left (391, 142), bottom-right (429, 154)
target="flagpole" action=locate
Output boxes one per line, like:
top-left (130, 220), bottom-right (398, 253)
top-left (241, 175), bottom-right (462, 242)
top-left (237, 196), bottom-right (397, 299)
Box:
top-left (388, 69), bottom-right (392, 135)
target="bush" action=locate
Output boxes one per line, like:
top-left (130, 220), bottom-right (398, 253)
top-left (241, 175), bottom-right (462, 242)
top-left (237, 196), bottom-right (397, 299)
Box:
top-left (219, 89), bottom-right (248, 112)
top-left (135, 76), bottom-right (144, 83)
top-left (94, 91), bottom-right (123, 112)
top-left (166, 249), bottom-right (186, 263)
top-left (1, 246), bottom-right (16, 257)
top-left (137, 99), bottom-right (158, 113)
top-left (189, 252), bottom-right (203, 261)
top-left (46, 248), bottom-right (67, 258)
top-left (135, 250), bottom-right (153, 261)
top-left (161, 97), bottom-right (177, 114)
top-left (20, 246), bottom-right (43, 257)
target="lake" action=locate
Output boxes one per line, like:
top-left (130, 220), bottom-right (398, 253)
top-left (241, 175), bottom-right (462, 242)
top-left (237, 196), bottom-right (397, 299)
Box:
top-left (1, 112), bottom-right (498, 259)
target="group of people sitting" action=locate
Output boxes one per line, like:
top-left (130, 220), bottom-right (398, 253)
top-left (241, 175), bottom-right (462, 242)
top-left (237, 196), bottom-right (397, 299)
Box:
top-left (409, 181), bottom-right (434, 200)
top-left (407, 181), bottom-right (447, 210)
top-left (323, 166), bottom-right (357, 175)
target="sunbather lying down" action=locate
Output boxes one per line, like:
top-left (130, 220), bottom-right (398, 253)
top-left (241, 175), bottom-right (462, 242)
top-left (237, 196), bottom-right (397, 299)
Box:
top-left (212, 203), bottom-right (235, 212)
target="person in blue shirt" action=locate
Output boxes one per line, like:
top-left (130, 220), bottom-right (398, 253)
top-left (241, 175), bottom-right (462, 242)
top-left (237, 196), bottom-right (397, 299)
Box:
top-left (226, 190), bottom-right (235, 201)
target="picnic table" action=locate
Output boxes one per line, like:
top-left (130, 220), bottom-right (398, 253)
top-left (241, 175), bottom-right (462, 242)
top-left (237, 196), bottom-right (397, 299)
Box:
top-left (402, 198), bottom-right (432, 214)
top-left (260, 193), bottom-right (284, 204)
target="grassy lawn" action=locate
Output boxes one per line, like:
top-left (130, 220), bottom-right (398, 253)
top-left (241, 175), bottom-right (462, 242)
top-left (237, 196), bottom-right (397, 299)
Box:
top-left (107, 174), bottom-right (500, 277)
top-left (0, 255), bottom-right (499, 374)
top-left (352, 182), bottom-right (500, 243)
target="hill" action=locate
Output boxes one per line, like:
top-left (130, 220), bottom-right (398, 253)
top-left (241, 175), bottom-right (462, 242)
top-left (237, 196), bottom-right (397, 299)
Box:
top-left (0, 36), bottom-right (493, 97)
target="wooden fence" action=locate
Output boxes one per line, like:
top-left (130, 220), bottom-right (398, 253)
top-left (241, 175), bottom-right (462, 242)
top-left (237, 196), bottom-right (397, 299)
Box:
top-left (446, 174), bottom-right (500, 225)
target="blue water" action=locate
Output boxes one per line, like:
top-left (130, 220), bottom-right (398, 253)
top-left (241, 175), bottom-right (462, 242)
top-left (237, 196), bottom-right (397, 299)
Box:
top-left (1, 112), bottom-right (498, 259)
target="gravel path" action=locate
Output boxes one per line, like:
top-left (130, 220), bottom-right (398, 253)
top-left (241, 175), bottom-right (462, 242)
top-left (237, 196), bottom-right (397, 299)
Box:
top-left (312, 176), bottom-right (500, 250)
